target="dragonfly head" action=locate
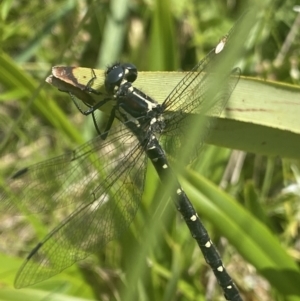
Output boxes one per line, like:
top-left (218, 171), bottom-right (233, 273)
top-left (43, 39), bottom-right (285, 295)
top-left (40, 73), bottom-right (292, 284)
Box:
top-left (105, 63), bottom-right (138, 94)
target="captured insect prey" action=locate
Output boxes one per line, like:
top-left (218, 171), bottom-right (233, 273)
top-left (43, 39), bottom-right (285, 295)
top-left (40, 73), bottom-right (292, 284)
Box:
top-left (0, 13), bottom-right (249, 301)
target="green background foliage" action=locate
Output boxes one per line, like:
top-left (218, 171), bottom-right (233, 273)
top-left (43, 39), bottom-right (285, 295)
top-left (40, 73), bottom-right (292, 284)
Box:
top-left (0, 1), bottom-right (300, 301)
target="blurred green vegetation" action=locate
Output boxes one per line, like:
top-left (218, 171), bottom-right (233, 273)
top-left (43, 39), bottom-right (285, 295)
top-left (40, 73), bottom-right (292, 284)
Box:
top-left (0, 1), bottom-right (300, 301)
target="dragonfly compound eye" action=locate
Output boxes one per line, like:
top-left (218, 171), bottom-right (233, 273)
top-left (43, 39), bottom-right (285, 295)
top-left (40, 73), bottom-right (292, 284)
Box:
top-left (105, 65), bottom-right (125, 94)
top-left (122, 63), bottom-right (138, 83)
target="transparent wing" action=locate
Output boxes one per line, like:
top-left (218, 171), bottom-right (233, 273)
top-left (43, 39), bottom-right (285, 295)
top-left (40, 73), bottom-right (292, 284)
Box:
top-left (161, 15), bottom-right (240, 112)
top-left (161, 68), bottom-right (240, 159)
top-left (161, 48), bottom-right (217, 112)
top-left (160, 24), bottom-right (241, 159)
top-left (1, 123), bottom-right (147, 288)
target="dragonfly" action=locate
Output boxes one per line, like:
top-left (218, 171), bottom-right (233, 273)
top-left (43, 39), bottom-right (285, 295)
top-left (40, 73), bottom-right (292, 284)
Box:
top-left (1, 17), bottom-right (245, 301)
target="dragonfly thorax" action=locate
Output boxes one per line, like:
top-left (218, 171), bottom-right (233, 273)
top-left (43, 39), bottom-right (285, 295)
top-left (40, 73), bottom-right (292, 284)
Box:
top-left (106, 63), bottom-right (163, 128)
